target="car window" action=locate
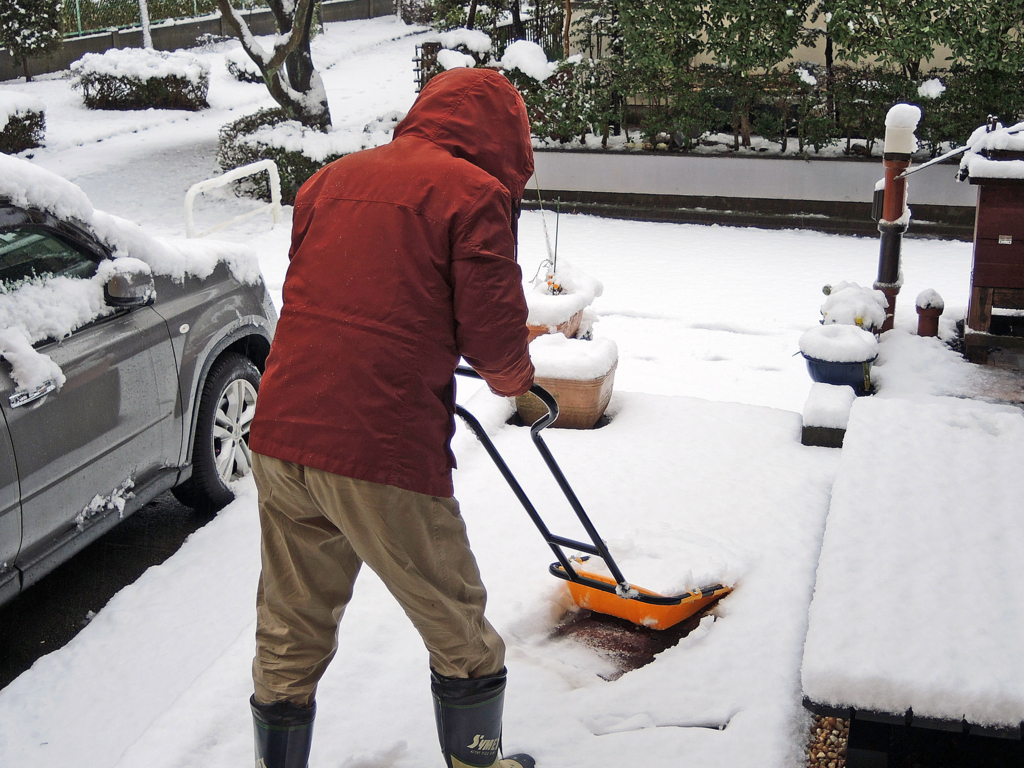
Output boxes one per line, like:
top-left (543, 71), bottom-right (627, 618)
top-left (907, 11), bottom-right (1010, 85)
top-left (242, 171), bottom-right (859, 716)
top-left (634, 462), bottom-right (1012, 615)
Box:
top-left (0, 227), bottom-right (99, 288)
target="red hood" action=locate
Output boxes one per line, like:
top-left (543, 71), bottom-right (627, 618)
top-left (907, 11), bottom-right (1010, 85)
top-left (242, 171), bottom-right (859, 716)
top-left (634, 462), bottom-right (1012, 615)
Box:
top-left (393, 68), bottom-right (535, 201)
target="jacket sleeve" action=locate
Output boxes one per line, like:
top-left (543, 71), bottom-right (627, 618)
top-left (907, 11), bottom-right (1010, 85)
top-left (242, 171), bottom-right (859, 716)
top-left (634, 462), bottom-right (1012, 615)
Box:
top-left (450, 183), bottom-right (535, 397)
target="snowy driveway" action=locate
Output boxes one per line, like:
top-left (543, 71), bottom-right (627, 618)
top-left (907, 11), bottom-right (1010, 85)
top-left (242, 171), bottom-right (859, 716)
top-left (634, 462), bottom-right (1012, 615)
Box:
top-left (0, 15), bottom-right (1006, 768)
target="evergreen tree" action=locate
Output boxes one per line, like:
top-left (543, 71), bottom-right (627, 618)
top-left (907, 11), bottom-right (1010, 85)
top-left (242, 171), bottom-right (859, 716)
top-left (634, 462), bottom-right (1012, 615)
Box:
top-left (820, 0), bottom-right (945, 78)
top-left (942, 0), bottom-right (1024, 73)
top-left (0, 0), bottom-right (64, 82)
top-left (702, 0), bottom-right (816, 147)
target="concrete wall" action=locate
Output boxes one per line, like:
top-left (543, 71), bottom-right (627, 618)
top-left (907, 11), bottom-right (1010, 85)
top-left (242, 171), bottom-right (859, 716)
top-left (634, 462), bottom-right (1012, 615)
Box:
top-left (532, 150), bottom-right (975, 208)
top-left (0, 0), bottom-right (394, 82)
top-left (527, 149), bottom-right (977, 238)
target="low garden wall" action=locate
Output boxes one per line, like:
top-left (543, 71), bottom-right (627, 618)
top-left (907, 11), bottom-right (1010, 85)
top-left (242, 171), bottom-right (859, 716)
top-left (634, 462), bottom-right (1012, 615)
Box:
top-left (0, 0), bottom-right (394, 82)
top-left (529, 150), bottom-right (977, 240)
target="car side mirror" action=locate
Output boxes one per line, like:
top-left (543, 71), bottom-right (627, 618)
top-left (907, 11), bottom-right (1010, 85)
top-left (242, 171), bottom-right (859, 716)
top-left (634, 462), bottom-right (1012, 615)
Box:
top-left (105, 269), bottom-right (155, 308)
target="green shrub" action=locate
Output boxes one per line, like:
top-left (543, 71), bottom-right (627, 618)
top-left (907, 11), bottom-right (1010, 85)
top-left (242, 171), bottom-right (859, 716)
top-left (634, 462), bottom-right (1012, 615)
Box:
top-left (71, 50), bottom-right (210, 111)
top-left (217, 108), bottom-right (345, 204)
top-left (0, 110), bottom-right (45, 154)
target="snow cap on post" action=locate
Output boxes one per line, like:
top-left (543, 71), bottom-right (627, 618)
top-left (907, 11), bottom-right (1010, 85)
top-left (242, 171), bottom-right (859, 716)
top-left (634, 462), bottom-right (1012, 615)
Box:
top-left (883, 104), bottom-right (922, 155)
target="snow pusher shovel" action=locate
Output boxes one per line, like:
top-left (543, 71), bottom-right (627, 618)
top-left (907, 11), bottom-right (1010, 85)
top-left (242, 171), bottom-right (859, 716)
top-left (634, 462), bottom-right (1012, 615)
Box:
top-left (455, 366), bottom-right (732, 630)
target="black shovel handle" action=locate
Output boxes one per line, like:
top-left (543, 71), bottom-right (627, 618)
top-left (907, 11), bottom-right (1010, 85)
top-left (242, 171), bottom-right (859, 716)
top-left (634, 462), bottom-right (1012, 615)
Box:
top-left (454, 365), bottom-right (647, 601)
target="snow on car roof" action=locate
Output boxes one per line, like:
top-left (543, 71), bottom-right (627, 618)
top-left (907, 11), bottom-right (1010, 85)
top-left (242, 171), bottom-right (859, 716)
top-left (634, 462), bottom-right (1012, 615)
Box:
top-left (0, 154), bottom-right (262, 392)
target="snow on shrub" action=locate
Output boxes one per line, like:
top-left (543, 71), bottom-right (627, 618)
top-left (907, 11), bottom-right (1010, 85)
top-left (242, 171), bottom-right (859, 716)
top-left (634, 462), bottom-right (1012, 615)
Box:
top-left (225, 46), bottom-right (263, 84)
top-left (437, 49), bottom-right (476, 70)
top-left (71, 48), bottom-right (210, 111)
top-left (500, 40), bottom-right (556, 82)
top-left (425, 28), bottom-right (492, 55)
top-left (0, 91), bottom-right (46, 154)
top-left (525, 258), bottom-right (603, 328)
top-left (820, 281), bottom-right (888, 330)
top-left (917, 77), bottom-right (945, 100)
top-left (218, 108), bottom-right (398, 204)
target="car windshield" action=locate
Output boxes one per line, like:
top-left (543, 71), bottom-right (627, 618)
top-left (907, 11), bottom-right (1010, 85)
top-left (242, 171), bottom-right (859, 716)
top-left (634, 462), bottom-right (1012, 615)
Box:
top-left (0, 227), bottom-right (99, 288)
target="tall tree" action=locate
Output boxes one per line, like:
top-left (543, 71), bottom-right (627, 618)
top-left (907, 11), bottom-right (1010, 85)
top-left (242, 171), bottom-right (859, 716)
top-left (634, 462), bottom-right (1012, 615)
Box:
top-left (217, 0), bottom-right (331, 129)
top-left (702, 0), bottom-right (815, 146)
top-left (820, 0), bottom-right (946, 78)
top-left (0, 0), bottom-right (63, 82)
top-left (942, 0), bottom-right (1024, 73)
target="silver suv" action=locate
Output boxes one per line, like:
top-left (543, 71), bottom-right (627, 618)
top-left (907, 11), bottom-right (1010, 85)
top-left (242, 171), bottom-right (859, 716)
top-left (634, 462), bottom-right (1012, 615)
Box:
top-left (0, 202), bottom-right (277, 608)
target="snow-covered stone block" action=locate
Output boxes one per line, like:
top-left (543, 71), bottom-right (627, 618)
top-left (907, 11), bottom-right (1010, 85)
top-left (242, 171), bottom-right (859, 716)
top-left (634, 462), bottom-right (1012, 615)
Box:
top-left (800, 383), bottom-right (856, 448)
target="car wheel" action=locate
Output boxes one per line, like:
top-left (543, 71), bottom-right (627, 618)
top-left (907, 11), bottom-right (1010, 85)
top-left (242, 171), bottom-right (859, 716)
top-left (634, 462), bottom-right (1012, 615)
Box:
top-left (173, 353), bottom-right (260, 513)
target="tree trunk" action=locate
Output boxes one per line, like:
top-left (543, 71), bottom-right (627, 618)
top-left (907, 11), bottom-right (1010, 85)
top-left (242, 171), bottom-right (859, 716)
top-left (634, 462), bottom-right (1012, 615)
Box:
top-left (466, 0), bottom-right (478, 29)
top-left (219, 0), bottom-right (331, 129)
top-left (510, 0), bottom-right (525, 40)
top-left (563, 0), bottom-right (571, 58)
top-left (22, 58), bottom-right (32, 82)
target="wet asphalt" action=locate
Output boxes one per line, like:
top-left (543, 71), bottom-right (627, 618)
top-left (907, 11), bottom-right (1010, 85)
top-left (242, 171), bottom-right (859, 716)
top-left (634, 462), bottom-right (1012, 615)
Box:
top-left (0, 491), bottom-right (211, 690)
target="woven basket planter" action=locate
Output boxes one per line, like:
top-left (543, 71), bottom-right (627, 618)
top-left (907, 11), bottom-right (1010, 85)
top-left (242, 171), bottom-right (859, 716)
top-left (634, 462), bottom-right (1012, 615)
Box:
top-left (526, 308), bottom-right (584, 342)
top-left (516, 361), bottom-right (617, 429)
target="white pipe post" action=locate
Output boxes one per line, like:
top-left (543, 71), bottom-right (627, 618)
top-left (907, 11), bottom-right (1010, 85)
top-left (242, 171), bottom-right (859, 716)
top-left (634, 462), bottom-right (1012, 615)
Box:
top-left (138, 0), bottom-right (153, 48)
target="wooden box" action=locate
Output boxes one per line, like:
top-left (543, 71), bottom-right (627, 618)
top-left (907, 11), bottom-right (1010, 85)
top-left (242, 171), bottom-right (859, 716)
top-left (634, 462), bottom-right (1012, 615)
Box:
top-left (964, 179), bottom-right (1024, 364)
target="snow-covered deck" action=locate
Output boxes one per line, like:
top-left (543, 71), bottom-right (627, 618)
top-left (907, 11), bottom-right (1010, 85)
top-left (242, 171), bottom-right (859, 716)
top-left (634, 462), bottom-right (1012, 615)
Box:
top-left (801, 395), bottom-right (1024, 732)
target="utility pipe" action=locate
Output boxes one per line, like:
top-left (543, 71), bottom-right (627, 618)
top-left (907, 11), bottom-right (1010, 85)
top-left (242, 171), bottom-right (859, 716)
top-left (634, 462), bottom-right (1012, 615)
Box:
top-left (875, 104), bottom-right (922, 332)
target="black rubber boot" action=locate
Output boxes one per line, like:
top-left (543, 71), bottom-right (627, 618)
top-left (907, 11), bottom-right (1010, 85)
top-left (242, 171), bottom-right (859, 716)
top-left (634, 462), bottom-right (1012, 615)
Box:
top-left (431, 668), bottom-right (536, 768)
top-left (250, 695), bottom-right (316, 768)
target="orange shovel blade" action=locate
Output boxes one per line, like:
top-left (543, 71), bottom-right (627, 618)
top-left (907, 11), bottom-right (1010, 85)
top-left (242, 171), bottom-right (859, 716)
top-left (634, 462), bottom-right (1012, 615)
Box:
top-left (563, 567), bottom-right (732, 631)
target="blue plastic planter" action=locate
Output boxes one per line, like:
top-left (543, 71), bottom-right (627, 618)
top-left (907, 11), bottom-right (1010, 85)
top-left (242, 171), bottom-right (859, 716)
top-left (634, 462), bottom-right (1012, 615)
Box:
top-left (802, 354), bottom-right (877, 394)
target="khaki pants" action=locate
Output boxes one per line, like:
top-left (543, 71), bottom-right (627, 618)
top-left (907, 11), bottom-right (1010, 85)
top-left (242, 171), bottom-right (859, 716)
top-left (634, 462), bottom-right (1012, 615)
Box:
top-left (251, 453), bottom-right (505, 707)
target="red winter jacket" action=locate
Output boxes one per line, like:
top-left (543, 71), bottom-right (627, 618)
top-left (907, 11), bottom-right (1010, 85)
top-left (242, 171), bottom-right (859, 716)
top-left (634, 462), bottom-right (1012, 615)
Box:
top-left (249, 68), bottom-right (536, 498)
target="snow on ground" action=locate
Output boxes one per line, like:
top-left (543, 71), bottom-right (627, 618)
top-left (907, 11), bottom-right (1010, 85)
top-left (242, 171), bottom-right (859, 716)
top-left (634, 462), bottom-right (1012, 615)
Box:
top-left (0, 14), bottom-right (1019, 768)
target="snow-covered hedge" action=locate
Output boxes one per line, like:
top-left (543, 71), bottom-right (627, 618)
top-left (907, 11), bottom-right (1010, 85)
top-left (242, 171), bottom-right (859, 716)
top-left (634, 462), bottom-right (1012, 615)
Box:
top-left (0, 92), bottom-right (45, 154)
top-left (71, 48), bottom-right (210, 111)
top-left (217, 108), bottom-right (402, 204)
top-left (218, 109), bottom-right (346, 204)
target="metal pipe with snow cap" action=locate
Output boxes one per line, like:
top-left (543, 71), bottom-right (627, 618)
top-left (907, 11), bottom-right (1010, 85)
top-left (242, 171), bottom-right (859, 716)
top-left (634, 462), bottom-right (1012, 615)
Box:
top-left (875, 104), bottom-right (922, 332)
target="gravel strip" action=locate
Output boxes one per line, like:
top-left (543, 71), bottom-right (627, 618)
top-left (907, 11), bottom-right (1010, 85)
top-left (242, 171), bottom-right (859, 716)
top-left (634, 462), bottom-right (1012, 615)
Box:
top-left (807, 715), bottom-right (848, 768)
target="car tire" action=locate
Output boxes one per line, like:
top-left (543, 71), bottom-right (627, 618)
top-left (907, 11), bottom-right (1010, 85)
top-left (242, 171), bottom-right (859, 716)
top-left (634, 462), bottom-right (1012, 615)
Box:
top-left (172, 353), bottom-right (260, 514)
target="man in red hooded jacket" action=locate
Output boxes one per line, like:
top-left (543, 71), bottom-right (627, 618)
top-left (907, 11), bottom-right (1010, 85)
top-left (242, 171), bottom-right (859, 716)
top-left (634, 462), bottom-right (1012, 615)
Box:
top-left (246, 68), bottom-right (537, 768)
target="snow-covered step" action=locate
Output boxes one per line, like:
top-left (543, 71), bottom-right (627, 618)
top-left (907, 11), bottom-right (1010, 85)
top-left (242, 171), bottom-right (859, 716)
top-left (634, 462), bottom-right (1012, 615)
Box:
top-left (801, 396), bottom-right (1024, 736)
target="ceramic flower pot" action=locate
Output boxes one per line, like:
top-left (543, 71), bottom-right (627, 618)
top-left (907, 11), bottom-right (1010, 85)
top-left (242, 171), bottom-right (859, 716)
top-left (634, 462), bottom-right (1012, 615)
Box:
top-left (516, 361), bottom-right (617, 429)
top-left (802, 355), bottom-right (877, 395)
top-left (526, 309), bottom-right (584, 342)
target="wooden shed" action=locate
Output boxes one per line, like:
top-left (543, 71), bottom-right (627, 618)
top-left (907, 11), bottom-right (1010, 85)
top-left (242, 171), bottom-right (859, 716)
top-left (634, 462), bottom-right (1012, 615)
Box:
top-left (961, 134), bottom-right (1024, 364)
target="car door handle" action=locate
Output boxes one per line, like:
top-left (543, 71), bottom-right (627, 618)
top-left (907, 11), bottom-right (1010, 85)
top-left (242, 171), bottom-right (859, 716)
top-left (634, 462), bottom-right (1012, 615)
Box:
top-left (9, 380), bottom-right (57, 408)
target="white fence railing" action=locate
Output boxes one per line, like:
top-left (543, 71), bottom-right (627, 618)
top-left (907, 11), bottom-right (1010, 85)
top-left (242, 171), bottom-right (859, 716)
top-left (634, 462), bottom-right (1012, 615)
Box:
top-left (184, 160), bottom-right (283, 239)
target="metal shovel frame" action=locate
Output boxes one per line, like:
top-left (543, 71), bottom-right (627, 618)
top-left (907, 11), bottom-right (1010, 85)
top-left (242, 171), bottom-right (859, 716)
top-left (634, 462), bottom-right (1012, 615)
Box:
top-left (454, 366), bottom-right (724, 609)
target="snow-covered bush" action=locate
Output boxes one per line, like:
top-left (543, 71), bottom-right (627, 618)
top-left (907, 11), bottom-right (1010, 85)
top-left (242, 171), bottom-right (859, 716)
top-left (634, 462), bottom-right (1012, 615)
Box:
top-left (820, 282), bottom-right (889, 331)
top-left (217, 109), bottom-right (346, 204)
top-left (0, 92), bottom-right (46, 154)
top-left (224, 46), bottom-right (263, 83)
top-left (525, 258), bottom-right (604, 332)
top-left (71, 49), bottom-right (210, 111)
